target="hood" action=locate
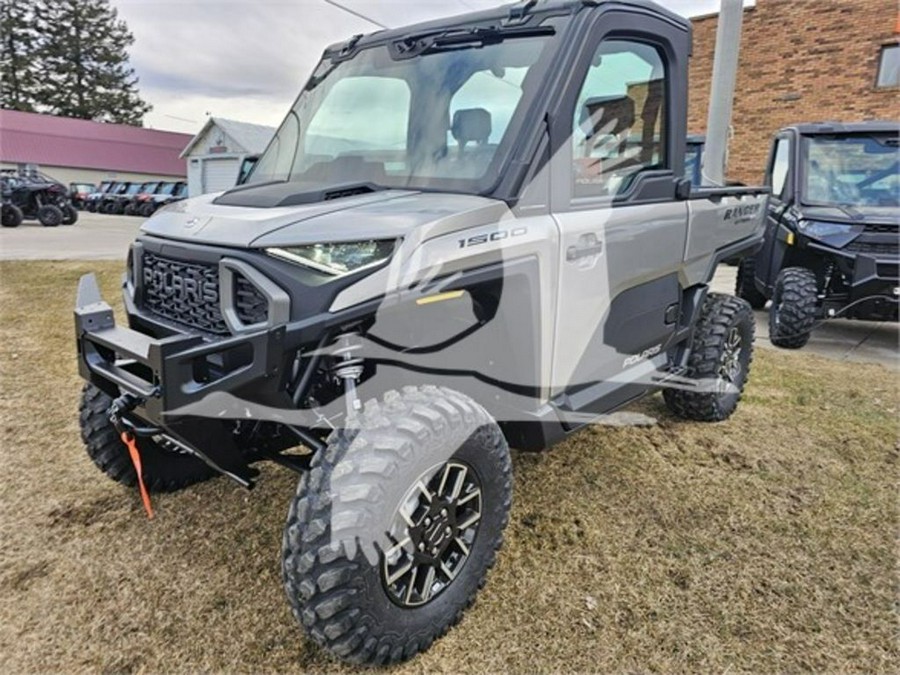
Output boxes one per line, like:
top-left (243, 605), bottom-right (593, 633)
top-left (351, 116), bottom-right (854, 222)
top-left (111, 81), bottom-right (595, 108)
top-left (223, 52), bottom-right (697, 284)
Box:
top-left (139, 189), bottom-right (507, 248)
top-left (799, 204), bottom-right (900, 227)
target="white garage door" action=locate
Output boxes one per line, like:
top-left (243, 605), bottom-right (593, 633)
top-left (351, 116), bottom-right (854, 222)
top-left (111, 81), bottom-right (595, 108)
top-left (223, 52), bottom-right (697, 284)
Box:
top-left (201, 157), bottom-right (240, 194)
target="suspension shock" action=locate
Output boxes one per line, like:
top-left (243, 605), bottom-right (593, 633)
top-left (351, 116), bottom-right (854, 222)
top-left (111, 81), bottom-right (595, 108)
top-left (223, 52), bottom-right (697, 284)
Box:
top-left (331, 333), bottom-right (364, 416)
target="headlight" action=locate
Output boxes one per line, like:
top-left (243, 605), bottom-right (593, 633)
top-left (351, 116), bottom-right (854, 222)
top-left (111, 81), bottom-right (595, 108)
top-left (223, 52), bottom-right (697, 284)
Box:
top-left (797, 220), bottom-right (863, 246)
top-left (267, 240), bottom-right (397, 276)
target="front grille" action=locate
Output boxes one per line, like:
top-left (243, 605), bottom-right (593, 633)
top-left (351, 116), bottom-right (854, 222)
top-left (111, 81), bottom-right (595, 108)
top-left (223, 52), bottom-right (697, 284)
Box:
top-left (141, 253), bottom-right (272, 334)
top-left (845, 240), bottom-right (899, 257)
top-left (234, 274), bottom-right (268, 325)
top-left (142, 253), bottom-right (228, 334)
top-left (863, 223), bottom-right (897, 234)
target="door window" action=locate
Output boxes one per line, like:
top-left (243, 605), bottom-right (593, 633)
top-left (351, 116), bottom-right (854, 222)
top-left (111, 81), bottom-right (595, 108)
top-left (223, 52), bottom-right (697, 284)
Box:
top-left (571, 40), bottom-right (667, 198)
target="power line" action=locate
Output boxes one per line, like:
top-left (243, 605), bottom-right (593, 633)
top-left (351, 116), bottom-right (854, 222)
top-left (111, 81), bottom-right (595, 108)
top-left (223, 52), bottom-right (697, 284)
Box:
top-left (321, 0), bottom-right (388, 29)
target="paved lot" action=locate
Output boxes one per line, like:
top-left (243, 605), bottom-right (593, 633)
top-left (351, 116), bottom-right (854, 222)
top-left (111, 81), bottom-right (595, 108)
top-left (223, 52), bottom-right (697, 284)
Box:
top-left (711, 265), bottom-right (897, 370)
top-left (0, 213), bottom-right (895, 369)
top-left (0, 210), bottom-right (139, 261)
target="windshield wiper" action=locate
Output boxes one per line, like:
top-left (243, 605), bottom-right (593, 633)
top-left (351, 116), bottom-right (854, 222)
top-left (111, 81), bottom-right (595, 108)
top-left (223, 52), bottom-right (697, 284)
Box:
top-left (390, 24), bottom-right (554, 60)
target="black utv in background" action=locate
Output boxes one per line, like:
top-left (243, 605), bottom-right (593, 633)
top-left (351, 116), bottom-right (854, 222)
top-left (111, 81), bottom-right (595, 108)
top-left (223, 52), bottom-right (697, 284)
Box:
top-left (737, 121), bottom-right (899, 348)
top-left (85, 181), bottom-right (114, 212)
top-left (138, 180), bottom-right (187, 217)
top-left (1, 169), bottom-right (78, 226)
top-left (123, 181), bottom-right (161, 216)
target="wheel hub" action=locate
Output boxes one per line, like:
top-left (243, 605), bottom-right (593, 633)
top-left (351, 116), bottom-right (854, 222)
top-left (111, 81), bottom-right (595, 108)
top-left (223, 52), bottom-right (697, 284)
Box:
top-left (382, 461), bottom-right (482, 607)
top-left (414, 501), bottom-right (456, 560)
top-left (719, 327), bottom-right (743, 384)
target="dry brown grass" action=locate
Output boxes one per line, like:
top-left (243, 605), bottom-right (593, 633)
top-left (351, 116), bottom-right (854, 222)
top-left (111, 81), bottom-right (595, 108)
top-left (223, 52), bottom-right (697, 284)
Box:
top-left (1, 260), bottom-right (898, 673)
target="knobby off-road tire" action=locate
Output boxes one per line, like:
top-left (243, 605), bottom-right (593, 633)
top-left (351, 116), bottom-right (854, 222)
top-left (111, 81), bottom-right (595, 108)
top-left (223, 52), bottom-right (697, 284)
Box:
top-left (282, 386), bottom-right (512, 665)
top-left (79, 384), bottom-right (216, 492)
top-left (735, 257), bottom-right (767, 309)
top-left (768, 267), bottom-right (818, 349)
top-left (62, 203), bottom-right (78, 225)
top-left (2, 203), bottom-right (23, 227)
top-left (663, 293), bottom-right (755, 422)
top-left (37, 204), bottom-right (63, 227)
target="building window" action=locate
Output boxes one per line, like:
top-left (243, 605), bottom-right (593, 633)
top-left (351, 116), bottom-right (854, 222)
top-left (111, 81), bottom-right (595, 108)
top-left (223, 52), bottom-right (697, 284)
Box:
top-left (876, 44), bottom-right (899, 88)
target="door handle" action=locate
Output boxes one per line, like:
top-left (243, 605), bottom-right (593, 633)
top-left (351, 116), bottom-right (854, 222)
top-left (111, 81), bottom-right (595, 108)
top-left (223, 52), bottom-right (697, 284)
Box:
top-left (567, 239), bottom-right (603, 261)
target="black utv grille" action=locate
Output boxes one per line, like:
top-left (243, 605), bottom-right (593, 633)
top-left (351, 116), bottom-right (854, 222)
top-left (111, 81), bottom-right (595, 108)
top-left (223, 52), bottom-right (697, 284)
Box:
top-left (142, 253), bottom-right (228, 334)
top-left (845, 240), bottom-right (899, 257)
top-left (863, 223), bottom-right (897, 234)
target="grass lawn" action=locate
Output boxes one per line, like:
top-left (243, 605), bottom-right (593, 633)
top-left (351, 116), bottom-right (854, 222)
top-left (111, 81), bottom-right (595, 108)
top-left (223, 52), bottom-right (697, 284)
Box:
top-left (1, 260), bottom-right (897, 673)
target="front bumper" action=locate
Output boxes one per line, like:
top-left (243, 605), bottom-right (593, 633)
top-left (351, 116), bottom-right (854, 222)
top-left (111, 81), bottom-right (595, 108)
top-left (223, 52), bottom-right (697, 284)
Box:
top-left (806, 240), bottom-right (899, 318)
top-left (74, 273), bottom-right (287, 428)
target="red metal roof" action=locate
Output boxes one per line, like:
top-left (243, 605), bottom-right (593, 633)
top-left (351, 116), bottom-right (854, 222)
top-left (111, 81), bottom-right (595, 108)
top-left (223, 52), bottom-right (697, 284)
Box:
top-left (0, 110), bottom-right (192, 176)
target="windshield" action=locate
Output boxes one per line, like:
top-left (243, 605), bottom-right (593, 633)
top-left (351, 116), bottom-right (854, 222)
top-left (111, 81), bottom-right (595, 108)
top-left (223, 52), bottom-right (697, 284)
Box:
top-left (159, 182), bottom-right (176, 195)
top-left (250, 26), bottom-right (558, 194)
top-left (144, 182), bottom-right (160, 193)
top-left (126, 184), bottom-right (142, 195)
top-left (803, 133), bottom-right (899, 208)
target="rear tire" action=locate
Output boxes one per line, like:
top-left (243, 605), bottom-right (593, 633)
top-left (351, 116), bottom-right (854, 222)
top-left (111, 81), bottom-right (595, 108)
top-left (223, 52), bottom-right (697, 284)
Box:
top-left (62, 204), bottom-right (78, 225)
top-left (663, 293), bottom-right (755, 422)
top-left (37, 204), bottom-right (63, 226)
top-left (282, 386), bottom-right (512, 665)
top-left (735, 257), bottom-right (767, 309)
top-left (769, 267), bottom-right (818, 349)
top-left (79, 384), bottom-right (217, 492)
top-left (2, 203), bottom-right (23, 227)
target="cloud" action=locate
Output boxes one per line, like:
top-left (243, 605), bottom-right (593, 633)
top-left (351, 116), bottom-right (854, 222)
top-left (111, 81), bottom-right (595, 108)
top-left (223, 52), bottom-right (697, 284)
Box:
top-left (111, 0), bottom-right (749, 133)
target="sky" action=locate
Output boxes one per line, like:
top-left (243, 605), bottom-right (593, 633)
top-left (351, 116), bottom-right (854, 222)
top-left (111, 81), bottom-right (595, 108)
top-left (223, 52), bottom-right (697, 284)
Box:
top-left (111, 0), bottom-right (751, 134)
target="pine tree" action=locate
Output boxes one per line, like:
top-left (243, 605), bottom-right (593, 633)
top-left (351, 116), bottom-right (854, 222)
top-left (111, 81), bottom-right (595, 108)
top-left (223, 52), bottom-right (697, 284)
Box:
top-left (0, 0), bottom-right (41, 111)
top-left (35, 0), bottom-right (151, 125)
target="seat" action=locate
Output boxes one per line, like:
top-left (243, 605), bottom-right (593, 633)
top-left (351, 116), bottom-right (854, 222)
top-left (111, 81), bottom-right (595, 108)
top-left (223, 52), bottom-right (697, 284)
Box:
top-left (451, 108), bottom-right (492, 157)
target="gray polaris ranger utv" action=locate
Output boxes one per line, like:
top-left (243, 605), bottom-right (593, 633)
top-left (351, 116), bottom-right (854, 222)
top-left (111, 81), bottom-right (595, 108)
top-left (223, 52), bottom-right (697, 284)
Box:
top-left (737, 121), bottom-right (899, 347)
top-left (74, 0), bottom-right (768, 665)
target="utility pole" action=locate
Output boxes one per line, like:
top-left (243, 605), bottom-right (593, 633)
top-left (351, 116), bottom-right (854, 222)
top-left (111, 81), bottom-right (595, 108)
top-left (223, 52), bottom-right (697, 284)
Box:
top-left (702, 0), bottom-right (745, 186)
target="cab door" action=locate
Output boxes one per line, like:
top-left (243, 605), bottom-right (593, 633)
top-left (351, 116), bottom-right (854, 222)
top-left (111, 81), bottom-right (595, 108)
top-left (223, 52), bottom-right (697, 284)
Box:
top-left (547, 17), bottom-right (690, 415)
top-left (754, 132), bottom-right (793, 290)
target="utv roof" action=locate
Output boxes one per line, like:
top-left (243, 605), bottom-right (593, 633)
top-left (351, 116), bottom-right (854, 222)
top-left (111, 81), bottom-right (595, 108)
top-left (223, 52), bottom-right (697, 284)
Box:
top-left (784, 121), bottom-right (900, 135)
top-left (324, 0), bottom-right (688, 55)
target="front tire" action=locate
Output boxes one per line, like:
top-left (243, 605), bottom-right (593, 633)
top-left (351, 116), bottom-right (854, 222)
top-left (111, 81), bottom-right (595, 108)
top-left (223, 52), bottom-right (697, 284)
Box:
top-left (663, 293), bottom-right (755, 422)
top-left (769, 267), bottom-right (818, 349)
top-left (282, 386), bottom-right (512, 665)
top-left (79, 384), bottom-right (217, 492)
top-left (37, 204), bottom-right (63, 226)
top-left (735, 257), bottom-right (767, 309)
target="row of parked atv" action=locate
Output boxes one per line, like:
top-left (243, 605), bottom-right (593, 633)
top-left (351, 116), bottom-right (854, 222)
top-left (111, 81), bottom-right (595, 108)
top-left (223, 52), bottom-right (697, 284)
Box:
top-left (79, 180), bottom-right (187, 217)
top-left (1, 170), bottom-right (79, 227)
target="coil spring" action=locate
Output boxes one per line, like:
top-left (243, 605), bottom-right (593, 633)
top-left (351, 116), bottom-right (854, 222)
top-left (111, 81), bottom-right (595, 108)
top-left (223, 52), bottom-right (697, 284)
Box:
top-left (331, 334), bottom-right (364, 382)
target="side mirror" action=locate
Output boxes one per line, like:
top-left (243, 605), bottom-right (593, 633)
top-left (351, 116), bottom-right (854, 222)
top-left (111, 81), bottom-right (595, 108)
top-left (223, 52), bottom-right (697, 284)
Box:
top-left (675, 177), bottom-right (692, 200)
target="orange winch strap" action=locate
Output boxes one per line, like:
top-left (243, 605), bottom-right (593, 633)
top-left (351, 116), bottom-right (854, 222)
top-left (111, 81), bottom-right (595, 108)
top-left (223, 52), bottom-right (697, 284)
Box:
top-left (120, 431), bottom-right (154, 519)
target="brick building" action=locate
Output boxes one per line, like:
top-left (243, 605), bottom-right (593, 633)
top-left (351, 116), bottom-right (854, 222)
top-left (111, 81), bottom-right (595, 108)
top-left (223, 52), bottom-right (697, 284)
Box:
top-left (688, 0), bottom-right (899, 184)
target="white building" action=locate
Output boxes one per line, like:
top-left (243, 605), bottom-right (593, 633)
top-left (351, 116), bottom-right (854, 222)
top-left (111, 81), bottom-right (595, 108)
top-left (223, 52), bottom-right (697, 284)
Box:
top-left (181, 117), bottom-right (275, 196)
